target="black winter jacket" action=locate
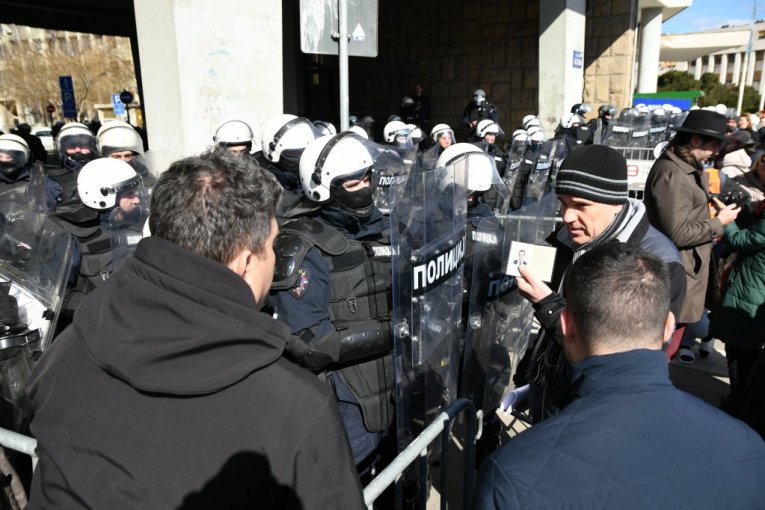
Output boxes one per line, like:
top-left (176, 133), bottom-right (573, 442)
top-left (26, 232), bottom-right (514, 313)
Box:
top-left (28, 236), bottom-right (364, 509)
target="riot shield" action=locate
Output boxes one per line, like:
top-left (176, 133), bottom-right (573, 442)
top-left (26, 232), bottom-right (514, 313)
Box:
top-left (522, 140), bottom-right (559, 208)
top-left (390, 162), bottom-right (469, 453)
top-left (461, 193), bottom-right (559, 418)
top-left (628, 116), bottom-right (650, 149)
top-left (504, 137), bottom-right (527, 193)
top-left (371, 145), bottom-right (415, 215)
top-left (0, 186), bottom-right (71, 431)
top-left (647, 118), bottom-right (669, 148)
top-left (603, 120), bottom-right (632, 148)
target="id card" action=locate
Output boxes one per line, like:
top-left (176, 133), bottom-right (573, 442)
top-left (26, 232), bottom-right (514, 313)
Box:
top-left (505, 241), bottom-right (557, 283)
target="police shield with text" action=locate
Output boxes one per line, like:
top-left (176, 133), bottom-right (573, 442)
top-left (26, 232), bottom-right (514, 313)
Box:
top-left (390, 158), bottom-right (469, 460)
top-left (461, 193), bottom-right (559, 457)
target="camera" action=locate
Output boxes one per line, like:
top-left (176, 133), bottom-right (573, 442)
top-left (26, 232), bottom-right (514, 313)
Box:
top-left (720, 190), bottom-right (748, 208)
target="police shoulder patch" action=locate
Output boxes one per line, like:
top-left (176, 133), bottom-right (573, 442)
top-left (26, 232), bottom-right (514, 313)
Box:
top-left (289, 268), bottom-right (310, 299)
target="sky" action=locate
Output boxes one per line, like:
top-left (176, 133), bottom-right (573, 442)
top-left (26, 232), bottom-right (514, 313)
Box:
top-left (662, 0), bottom-right (763, 34)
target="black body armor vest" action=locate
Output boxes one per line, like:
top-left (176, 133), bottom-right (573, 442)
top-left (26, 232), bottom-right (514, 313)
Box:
top-left (272, 216), bottom-right (395, 432)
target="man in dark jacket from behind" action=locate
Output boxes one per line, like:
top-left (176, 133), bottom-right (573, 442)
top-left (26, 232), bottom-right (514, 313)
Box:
top-left (475, 243), bottom-right (765, 509)
top-left (27, 151), bottom-right (364, 509)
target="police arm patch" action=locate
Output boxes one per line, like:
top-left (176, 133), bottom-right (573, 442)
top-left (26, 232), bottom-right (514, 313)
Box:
top-left (289, 268), bottom-right (310, 299)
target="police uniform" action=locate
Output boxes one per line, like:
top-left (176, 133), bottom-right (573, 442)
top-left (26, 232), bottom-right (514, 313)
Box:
top-left (271, 207), bottom-right (395, 468)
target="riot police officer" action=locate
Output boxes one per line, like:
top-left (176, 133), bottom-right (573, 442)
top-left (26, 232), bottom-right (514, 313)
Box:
top-left (51, 158), bottom-right (147, 327)
top-left (0, 134), bottom-right (33, 193)
top-left (590, 104), bottom-right (616, 145)
top-left (462, 88), bottom-right (498, 130)
top-left (97, 120), bottom-right (155, 187)
top-left (45, 122), bottom-right (99, 209)
top-left (271, 132), bottom-right (395, 474)
top-left (418, 123), bottom-right (456, 171)
top-left (212, 119), bottom-right (256, 157)
top-left (259, 114), bottom-right (321, 195)
top-left (474, 119), bottom-right (508, 175)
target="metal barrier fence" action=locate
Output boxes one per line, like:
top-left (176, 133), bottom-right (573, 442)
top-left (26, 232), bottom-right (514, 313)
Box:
top-left (363, 398), bottom-right (480, 510)
top-left (0, 427), bottom-right (38, 470)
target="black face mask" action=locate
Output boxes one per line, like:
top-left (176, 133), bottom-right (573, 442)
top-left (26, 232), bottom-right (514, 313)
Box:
top-left (332, 186), bottom-right (374, 218)
top-left (278, 148), bottom-right (303, 175)
top-left (68, 152), bottom-right (94, 163)
top-left (0, 161), bottom-right (21, 177)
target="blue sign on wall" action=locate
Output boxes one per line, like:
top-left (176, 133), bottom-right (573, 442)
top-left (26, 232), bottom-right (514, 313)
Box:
top-left (112, 93), bottom-right (126, 115)
top-left (573, 50), bottom-right (583, 69)
top-left (59, 75), bottom-right (77, 119)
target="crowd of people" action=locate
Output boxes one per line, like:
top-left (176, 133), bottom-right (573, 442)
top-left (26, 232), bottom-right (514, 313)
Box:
top-left (0, 86), bottom-right (764, 508)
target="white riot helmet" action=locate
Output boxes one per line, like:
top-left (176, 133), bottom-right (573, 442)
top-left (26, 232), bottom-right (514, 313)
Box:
top-left (401, 96), bottom-right (415, 108)
top-left (77, 158), bottom-right (141, 210)
top-left (436, 143), bottom-right (496, 193)
top-left (476, 119), bottom-right (502, 139)
top-left (0, 134), bottom-right (30, 176)
top-left (560, 113), bottom-right (581, 129)
top-left (56, 122), bottom-right (97, 157)
top-left (97, 120), bottom-right (144, 157)
top-left (347, 125), bottom-right (369, 139)
top-left (383, 120), bottom-right (408, 143)
top-left (300, 133), bottom-right (375, 203)
top-left (522, 115), bottom-right (538, 129)
top-left (512, 129), bottom-right (529, 142)
top-left (528, 127), bottom-right (545, 143)
top-left (212, 120), bottom-right (254, 152)
top-left (313, 120), bottom-right (337, 137)
top-left (472, 89), bottom-right (486, 105)
top-left (430, 123), bottom-right (452, 143)
top-left (261, 114), bottom-right (319, 163)
top-left (406, 124), bottom-right (424, 144)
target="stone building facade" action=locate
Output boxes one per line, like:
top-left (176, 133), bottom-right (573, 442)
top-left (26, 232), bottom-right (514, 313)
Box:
top-left (583, 0), bottom-right (639, 111)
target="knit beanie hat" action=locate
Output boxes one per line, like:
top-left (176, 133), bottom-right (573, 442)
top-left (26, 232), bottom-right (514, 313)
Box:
top-left (555, 145), bottom-right (628, 204)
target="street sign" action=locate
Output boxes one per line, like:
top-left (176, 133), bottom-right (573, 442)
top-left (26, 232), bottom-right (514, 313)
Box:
top-left (112, 93), bottom-right (126, 115)
top-left (300, 0), bottom-right (378, 57)
top-left (59, 75), bottom-right (77, 119)
top-left (119, 90), bottom-right (134, 105)
top-left (46, 104), bottom-right (55, 114)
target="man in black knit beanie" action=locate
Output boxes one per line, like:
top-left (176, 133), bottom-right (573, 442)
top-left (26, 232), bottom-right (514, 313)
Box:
top-left (514, 144), bottom-right (687, 423)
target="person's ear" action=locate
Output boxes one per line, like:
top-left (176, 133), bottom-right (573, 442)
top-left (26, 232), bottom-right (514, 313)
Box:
top-left (560, 306), bottom-right (576, 342)
top-left (663, 311), bottom-right (676, 343)
top-left (226, 249), bottom-right (252, 278)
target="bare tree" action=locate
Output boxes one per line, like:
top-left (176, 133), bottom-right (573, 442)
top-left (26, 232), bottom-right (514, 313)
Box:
top-left (0, 28), bottom-right (137, 125)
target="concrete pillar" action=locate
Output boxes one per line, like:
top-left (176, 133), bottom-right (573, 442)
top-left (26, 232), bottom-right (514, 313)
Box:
top-left (746, 51), bottom-right (756, 86)
top-left (694, 57), bottom-right (703, 80)
top-left (759, 52), bottom-right (765, 96)
top-left (539, 0), bottom-right (586, 136)
top-left (707, 54), bottom-right (715, 74)
top-left (133, 0), bottom-right (283, 174)
top-left (719, 54), bottom-right (729, 84)
top-left (637, 8), bottom-right (662, 93)
top-left (733, 52), bottom-right (742, 85)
